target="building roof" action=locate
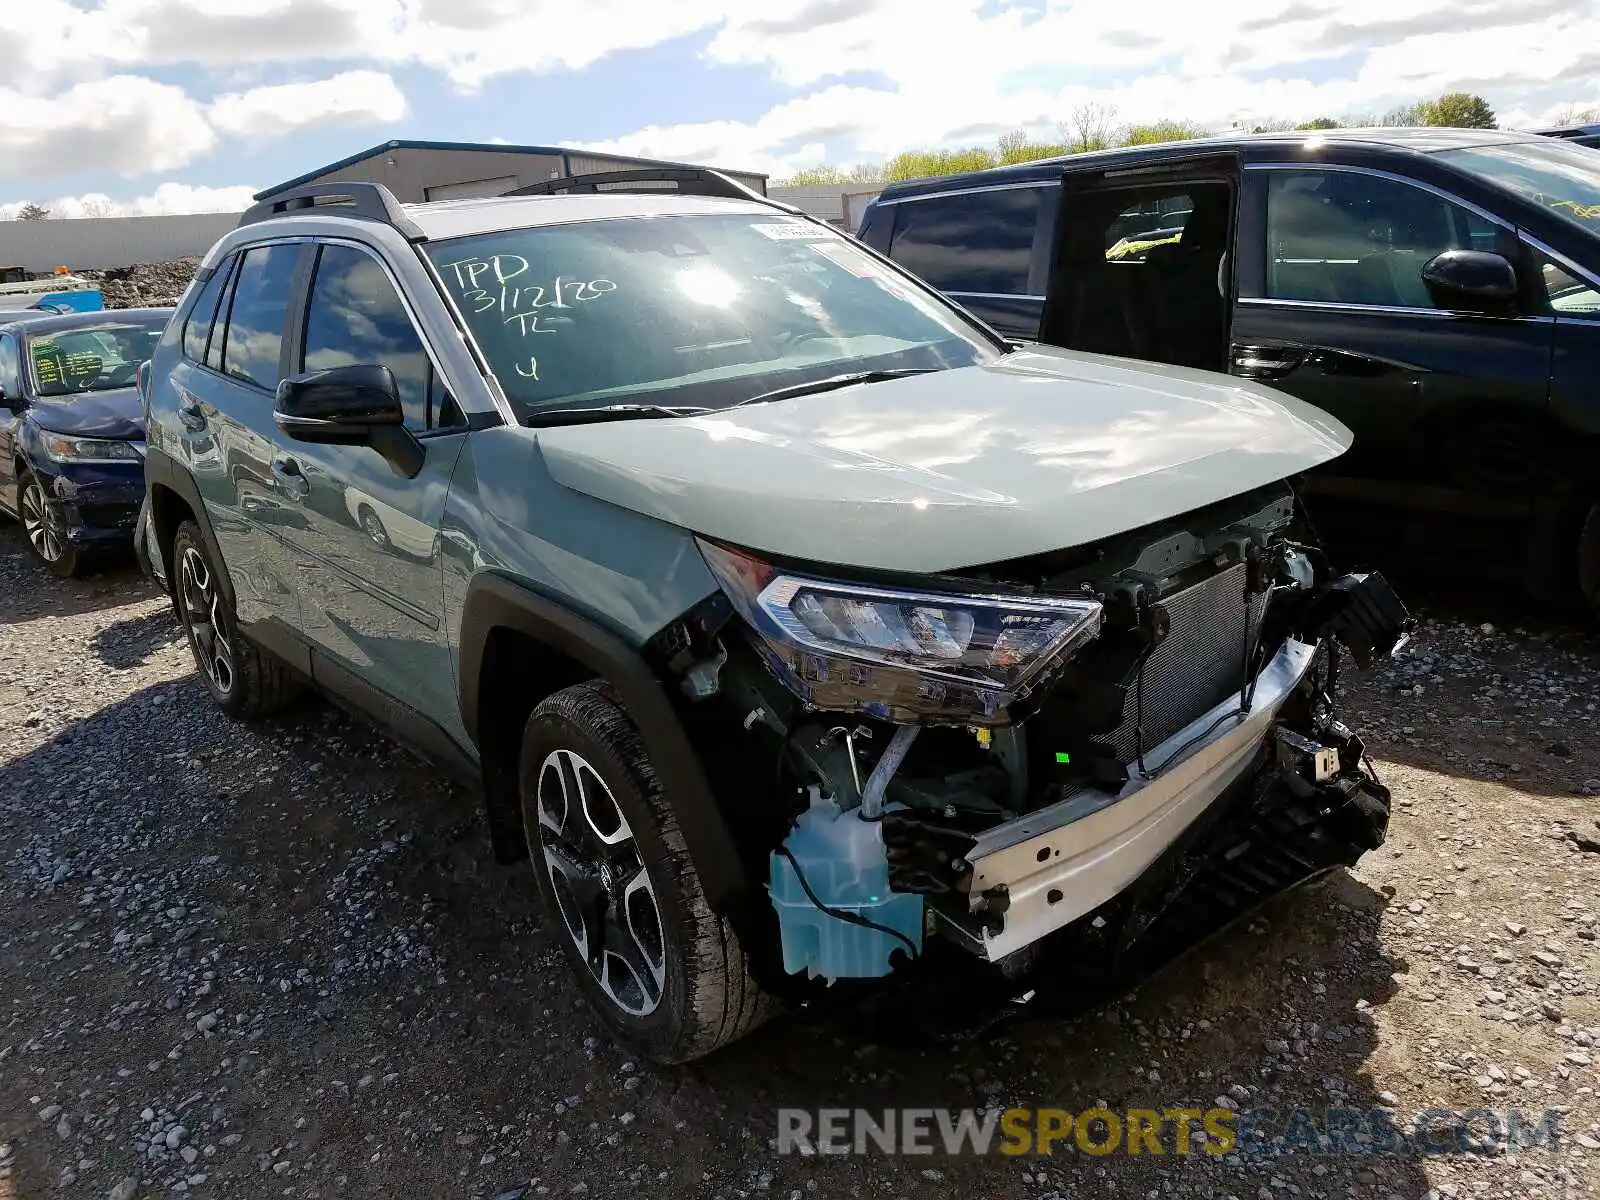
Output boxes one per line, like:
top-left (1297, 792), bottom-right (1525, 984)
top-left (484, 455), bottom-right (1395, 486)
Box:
top-left (256, 139), bottom-right (770, 202)
top-left (875, 126), bottom-right (1547, 202)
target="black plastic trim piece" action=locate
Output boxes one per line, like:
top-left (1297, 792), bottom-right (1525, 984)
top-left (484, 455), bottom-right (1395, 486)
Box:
top-left (312, 648), bottom-right (478, 779)
top-left (458, 572), bottom-right (748, 909)
top-left (238, 182), bottom-right (427, 242)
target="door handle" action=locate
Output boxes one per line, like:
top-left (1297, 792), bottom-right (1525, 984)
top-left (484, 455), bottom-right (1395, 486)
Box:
top-left (177, 394), bottom-right (207, 431)
top-left (270, 456), bottom-right (310, 500)
top-left (1231, 345), bottom-right (1306, 379)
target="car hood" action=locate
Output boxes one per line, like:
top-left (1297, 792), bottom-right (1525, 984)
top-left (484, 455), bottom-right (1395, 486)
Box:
top-left (28, 387), bottom-right (144, 440)
top-left (535, 348), bottom-right (1351, 574)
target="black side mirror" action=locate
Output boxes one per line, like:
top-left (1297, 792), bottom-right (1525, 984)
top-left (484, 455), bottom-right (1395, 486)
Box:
top-left (274, 364), bottom-right (422, 477)
top-left (1420, 249), bottom-right (1518, 315)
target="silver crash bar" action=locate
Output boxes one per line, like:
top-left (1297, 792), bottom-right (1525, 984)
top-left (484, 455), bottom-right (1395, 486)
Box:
top-left (949, 638), bottom-right (1318, 961)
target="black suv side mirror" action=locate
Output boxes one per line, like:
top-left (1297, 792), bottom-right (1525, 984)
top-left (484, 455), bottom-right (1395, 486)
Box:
top-left (274, 364), bottom-right (423, 477)
top-left (1420, 249), bottom-right (1518, 316)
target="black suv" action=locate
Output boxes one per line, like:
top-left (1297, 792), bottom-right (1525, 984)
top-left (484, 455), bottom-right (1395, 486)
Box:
top-left (859, 128), bottom-right (1600, 613)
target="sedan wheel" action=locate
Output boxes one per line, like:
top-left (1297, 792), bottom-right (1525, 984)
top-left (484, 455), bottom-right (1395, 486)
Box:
top-left (178, 544), bottom-right (235, 699)
top-left (19, 473), bottom-right (81, 577)
top-left (535, 747), bottom-right (667, 1017)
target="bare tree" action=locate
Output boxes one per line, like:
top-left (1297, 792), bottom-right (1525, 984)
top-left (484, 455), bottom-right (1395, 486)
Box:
top-left (1550, 104), bottom-right (1600, 125)
top-left (1066, 101), bottom-right (1118, 153)
top-left (77, 197), bottom-right (119, 218)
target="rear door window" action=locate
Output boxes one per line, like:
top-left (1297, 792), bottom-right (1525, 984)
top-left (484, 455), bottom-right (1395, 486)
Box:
top-left (218, 244), bottom-right (300, 390)
top-left (888, 186), bottom-right (1048, 295)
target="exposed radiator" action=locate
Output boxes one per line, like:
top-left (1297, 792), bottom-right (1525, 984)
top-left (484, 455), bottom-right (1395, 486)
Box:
top-left (1102, 563), bottom-right (1267, 763)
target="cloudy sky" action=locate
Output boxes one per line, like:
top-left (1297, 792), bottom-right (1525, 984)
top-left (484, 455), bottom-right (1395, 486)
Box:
top-left (2, 0), bottom-right (1596, 216)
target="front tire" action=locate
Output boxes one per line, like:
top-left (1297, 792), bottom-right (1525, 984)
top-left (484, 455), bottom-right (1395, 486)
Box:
top-left (172, 520), bottom-right (297, 718)
top-left (520, 681), bottom-right (771, 1063)
top-left (19, 471), bottom-right (83, 578)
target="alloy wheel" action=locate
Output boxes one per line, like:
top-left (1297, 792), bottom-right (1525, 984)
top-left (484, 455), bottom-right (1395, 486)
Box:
top-left (535, 748), bottom-right (667, 1017)
top-left (179, 546), bottom-right (235, 697)
top-left (20, 480), bottom-right (64, 564)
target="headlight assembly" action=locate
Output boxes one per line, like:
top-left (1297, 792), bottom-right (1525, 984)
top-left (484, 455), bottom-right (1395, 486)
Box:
top-left (698, 538), bottom-right (1102, 724)
top-left (40, 433), bottom-right (143, 464)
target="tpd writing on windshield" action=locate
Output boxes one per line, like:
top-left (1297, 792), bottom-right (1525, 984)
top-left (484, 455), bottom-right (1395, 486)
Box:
top-left (440, 254), bottom-right (615, 321)
top-left (440, 254), bottom-right (617, 380)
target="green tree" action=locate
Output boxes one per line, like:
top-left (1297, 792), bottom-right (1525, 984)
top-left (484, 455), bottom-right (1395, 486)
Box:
top-left (1296, 117), bottom-right (1342, 130)
top-left (17, 202), bottom-right (49, 220)
top-left (786, 165), bottom-right (848, 186)
top-left (881, 146), bottom-right (998, 182)
top-left (996, 129), bottom-right (1067, 165)
top-left (1419, 91), bottom-right (1497, 129)
top-left (1124, 119), bottom-right (1209, 146)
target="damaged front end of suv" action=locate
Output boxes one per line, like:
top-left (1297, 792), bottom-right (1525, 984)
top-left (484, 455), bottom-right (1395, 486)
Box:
top-left (657, 480), bottom-right (1409, 1015)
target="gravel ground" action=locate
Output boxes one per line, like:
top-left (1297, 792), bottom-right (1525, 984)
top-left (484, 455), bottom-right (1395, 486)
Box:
top-left (1, 526), bottom-right (1597, 1200)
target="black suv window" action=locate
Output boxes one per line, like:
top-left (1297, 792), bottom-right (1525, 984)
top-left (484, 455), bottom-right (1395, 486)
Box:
top-left (219, 244), bottom-right (299, 390)
top-left (301, 244), bottom-right (459, 432)
top-left (887, 186), bottom-right (1047, 295)
top-left (1265, 170), bottom-right (1501, 310)
top-left (1106, 194), bottom-right (1194, 262)
top-left (183, 256), bottom-right (234, 363)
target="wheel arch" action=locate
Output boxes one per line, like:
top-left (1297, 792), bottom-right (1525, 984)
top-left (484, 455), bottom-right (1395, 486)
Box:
top-left (143, 445), bottom-right (232, 606)
top-left (458, 572), bottom-right (749, 912)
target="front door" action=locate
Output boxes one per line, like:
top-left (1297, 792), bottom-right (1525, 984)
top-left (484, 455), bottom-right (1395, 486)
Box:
top-left (273, 240), bottom-right (469, 743)
top-left (1230, 164), bottom-right (1555, 580)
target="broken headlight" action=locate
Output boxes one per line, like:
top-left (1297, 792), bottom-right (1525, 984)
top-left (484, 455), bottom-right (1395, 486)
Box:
top-left (698, 539), bottom-right (1103, 724)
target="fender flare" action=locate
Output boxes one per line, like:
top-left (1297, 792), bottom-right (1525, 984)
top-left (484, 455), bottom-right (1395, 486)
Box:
top-left (458, 572), bottom-right (749, 910)
top-left (143, 445), bottom-right (234, 606)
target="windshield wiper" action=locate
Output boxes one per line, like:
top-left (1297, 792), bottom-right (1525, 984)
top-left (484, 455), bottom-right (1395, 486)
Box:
top-left (527, 403), bottom-right (713, 427)
top-left (727, 368), bottom-right (938, 410)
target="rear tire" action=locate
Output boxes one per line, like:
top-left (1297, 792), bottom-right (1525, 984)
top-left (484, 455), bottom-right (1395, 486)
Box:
top-left (19, 470), bottom-right (83, 578)
top-left (172, 520), bottom-right (298, 718)
top-left (520, 681), bottom-right (772, 1063)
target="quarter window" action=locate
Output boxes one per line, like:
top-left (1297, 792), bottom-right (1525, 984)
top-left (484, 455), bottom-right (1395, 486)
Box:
top-left (1265, 171), bottom-right (1504, 309)
top-left (887, 186), bottom-right (1048, 295)
top-left (218, 244), bottom-right (300, 390)
top-left (301, 244), bottom-right (459, 431)
top-left (183, 256), bottom-right (233, 363)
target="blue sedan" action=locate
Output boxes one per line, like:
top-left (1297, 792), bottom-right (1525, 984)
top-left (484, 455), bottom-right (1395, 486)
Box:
top-left (0, 308), bottom-right (172, 577)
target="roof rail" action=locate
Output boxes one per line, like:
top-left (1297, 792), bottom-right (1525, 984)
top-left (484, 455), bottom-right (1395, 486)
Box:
top-left (237, 182), bottom-right (426, 242)
top-left (503, 167), bottom-right (801, 214)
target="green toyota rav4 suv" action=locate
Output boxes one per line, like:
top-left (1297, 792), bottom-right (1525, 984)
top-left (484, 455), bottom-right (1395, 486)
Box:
top-left (137, 172), bottom-right (1409, 1063)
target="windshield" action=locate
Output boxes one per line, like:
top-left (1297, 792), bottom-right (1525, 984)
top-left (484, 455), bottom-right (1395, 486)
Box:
top-left (1435, 140), bottom-right (1600, 238)
top-left (425, 213), bottom-right (998, 422)
top-left (27, 320), bottom-right (164, 397)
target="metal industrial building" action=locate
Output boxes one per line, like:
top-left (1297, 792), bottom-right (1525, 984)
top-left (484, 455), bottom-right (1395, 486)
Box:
top-left (254, 139), bottom-right (770, 204)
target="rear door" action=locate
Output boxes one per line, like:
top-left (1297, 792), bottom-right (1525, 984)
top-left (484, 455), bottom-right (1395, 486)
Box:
top-left (1231, 164), bottom-right (1554, 532)
top-left (878, 181), bottom-right (1059, 340)
top-left (170, 242), bottom-right (306, 648)
top-left (272, 238), bottom-right (469, 743)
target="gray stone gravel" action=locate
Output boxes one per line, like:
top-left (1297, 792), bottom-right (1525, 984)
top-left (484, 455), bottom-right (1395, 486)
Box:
top-left (0, 525), bottom-right (1596, 1199)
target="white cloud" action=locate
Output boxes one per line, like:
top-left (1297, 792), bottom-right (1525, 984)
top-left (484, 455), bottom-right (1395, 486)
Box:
top-left (0, 76), bottom-right (215, 182)
top-left (208, 71), bottom-right (408, 139)
top-left (0, 182), bottom-right (256, 219)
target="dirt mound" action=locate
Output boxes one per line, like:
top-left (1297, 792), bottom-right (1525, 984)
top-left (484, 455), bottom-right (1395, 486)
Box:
top-left (77, 259), bottom-right (199, 309)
